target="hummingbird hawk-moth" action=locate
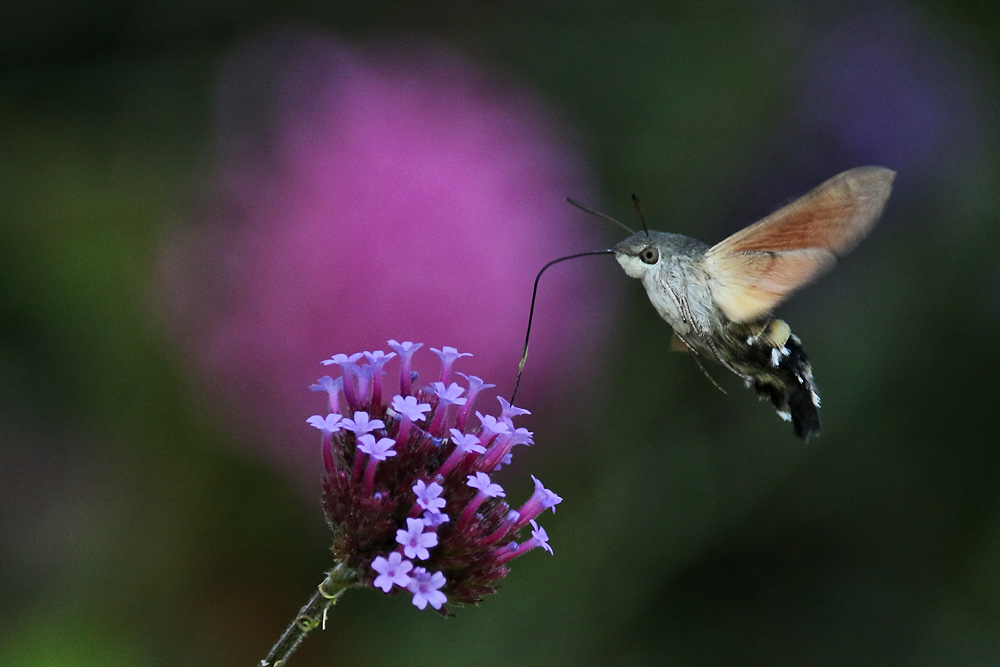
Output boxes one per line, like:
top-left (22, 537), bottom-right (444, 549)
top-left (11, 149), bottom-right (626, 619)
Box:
top-left (512, 166), bottom-right (895, 440)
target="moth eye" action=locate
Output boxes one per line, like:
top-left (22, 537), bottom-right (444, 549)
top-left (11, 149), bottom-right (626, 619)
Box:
top-left (639, 246), bottom-right (659, 265)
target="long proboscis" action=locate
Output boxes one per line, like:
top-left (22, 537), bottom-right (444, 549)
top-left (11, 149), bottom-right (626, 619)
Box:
top-left (510, 249), bottom-right (615, 403)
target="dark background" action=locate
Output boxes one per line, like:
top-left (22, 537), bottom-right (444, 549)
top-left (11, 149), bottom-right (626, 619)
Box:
top-left (3, 1), bottom-right (999, 665)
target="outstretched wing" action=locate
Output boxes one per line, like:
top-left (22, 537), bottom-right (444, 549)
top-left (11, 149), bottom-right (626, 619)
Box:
top-left (703, 166), bottom-right (895, 323)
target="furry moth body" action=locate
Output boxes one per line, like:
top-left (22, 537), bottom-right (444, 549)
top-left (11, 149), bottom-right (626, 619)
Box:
top-left (613, 166), bottom-right (895, 439)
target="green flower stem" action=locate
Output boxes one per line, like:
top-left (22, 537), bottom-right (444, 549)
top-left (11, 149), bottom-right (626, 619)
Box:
top-left (260, 564), bottom-right (360, 667)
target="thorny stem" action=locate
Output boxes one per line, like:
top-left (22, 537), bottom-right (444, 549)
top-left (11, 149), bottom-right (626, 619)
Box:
top-left (259, 564), bottom-right (359, 666)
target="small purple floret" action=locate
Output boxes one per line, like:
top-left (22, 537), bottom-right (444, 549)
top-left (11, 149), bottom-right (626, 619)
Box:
top-left (477, 412), bottom-right (511, 438)
top-left (407, 567), bottom-right (448, 610)
top-left (430, 346), bottom-right (472, 385)
top-left (431, 382), bottom-right (467, 406)
top-left (514, 475), bottom-right (562, 529)
top-left (341, 411), bottom-right (385, 437)
top-left (413, 479), bottom-right (446, 513)
top-left (467, 471), bottom-right (505, 498)
top-left (422, 511), bottom-right (450, 528)
top-left (450, 429), bottom-right (486, 455)
top-left (497, 396), bottom-right (531, 422)
top-left (306, 413), bottom-right (343, 434)
top-left (310, 375), bottom-right (343, 413)
top-left (529, 520), bottom-right (553, 555)
top-left (396, 517), bottom-right (439, 561)
top-left (372, 552), bottom-right (413, 593)
top-left (357, 434), bottom-right (397, 462)
top-left (387, 340), bottom-right (422, 396)
top-left (322, 352), bottom-right (363, 367)
top-left (392, 395), bottom-right (432, 422)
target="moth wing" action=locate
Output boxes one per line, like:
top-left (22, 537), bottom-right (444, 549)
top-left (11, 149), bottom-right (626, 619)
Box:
top-left (704, 166), bottom-right (894, 322)
top-left (708, 166), bottom-right (895, 257)
top-left (707, 248), bottom-right (835, 323)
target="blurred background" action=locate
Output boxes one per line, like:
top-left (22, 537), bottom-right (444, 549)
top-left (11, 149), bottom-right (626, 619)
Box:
top-left (2, 0), bottom-right (999, 665)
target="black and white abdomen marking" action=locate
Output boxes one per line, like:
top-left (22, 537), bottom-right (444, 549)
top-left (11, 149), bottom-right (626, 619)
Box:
top-left (740, 330), bottom-right (821, 440)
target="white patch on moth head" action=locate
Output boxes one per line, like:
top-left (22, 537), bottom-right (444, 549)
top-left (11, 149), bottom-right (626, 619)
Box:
top-left (770, 348), bottom-right (781, 367)
top-left (615, 253), bottom-right (649, 279)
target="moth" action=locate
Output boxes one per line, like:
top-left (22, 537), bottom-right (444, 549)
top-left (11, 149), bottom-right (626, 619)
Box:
top-left (510, 166), bottom-right (894, 439)
top-left (610, 166), bottom-right (895, 439)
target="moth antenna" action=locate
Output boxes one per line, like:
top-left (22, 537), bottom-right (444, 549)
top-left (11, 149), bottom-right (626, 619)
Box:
top-left (631, 194), bottom-right (651, 237)
top-left (511, 249), bottom-right (615, 403)
top-left (566, 197), bottom-right (635, 235)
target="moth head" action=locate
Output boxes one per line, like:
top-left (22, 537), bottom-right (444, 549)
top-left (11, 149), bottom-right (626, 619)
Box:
top-left (613, 232), bottom-right (664, 279)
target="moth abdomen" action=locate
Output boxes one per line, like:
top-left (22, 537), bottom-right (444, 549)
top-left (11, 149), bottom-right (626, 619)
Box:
top-left (747, 332), bottom-right (821, 440)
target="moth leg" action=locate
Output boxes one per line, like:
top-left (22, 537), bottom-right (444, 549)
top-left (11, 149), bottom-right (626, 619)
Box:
top-left (702, 333), bottom-right (752, 382)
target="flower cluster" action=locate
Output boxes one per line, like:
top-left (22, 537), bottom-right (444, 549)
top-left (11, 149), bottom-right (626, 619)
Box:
top-left (307, 341), bottom-right (561, 613)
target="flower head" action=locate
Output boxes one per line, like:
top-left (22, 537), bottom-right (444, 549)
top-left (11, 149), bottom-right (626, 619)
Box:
top-left (314, 341), bottom-right (560, 612)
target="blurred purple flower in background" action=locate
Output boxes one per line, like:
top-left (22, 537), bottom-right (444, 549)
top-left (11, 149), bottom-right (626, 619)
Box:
top-left (159, 30), bottom-right (616, 481)
top-left (740, 1), bottom-right (986, 213)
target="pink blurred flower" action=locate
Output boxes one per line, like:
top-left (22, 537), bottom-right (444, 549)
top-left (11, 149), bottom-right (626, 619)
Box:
top-left (159, 31), bottom-right (617, 481)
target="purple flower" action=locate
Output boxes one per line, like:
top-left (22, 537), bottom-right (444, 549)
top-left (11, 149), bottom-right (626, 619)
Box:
top-left (477, 412), bottom-right (511, 439)
top-left (309, 375), bottom-right (343, 414)
top-left (466, 471), bottom-right (505, 498)
top-left (497, 396), bottom-right (531, 423)
top-left (311, 341), bottom-right (563, 612)
top-left (306, 413), bottom-right (342, 435)
top-left (436, 429), bottom-right (488, 478)
top-left (431, 346), bottom-right (473, 385)
top-left (529, 520), bottom-right (553, 555)
top-left (356, 435), bottom-right (396, 462)
top-left (158, 33), bottom-right (616, 483)
top-left (743, 1), bottom-right (988, 208)
top-left (422, 511), bottom-right (450, 528)
top-left (396, 517), bottom-right (439, 561)
top-left (341, 411), bottom-right (385, 438)
top-left (431, 382), bottom-right (467, 406)
top-left (391, 395), bottom-right (431, 423)
top-left (363, 350), bottom-right (396, 366)
top-left (372, 552), bottom-right (413, 593)
top-left (450, 429), bottom-right (486, 455)
top-left (323, 352), bottom-right (363, 368)
top-left (389, 394), bottom-right (431, 450)
top-left (458, 472), bottom-right (506, 530)
top-left (455, 373), bottom-right (494, 430)
top-left (387, 340), bottom-right (422, 396)
top-left (413, 480), bottom-right (446, 514)
top-left (357, 434), bottom-right (397, 493)
top-left (497, 521), bottom-right (553, 564)
top-left (514, 475), bottom-right (563, 529)
top-left (406, 567), bottom-right (448, 611)
top-left (427, 382), bottom-right (467, 436)
top-left (387, 340), bottom-right (421, 356)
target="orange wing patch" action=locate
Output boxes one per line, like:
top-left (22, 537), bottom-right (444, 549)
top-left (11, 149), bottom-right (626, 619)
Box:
top-left (704, 166), bottom-right (894, 322)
